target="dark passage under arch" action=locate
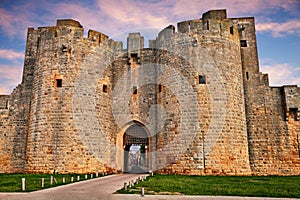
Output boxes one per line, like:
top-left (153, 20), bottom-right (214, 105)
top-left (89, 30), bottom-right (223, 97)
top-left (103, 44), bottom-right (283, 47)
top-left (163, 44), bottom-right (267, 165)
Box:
top-left (123, 123), bottom-right (149, 173)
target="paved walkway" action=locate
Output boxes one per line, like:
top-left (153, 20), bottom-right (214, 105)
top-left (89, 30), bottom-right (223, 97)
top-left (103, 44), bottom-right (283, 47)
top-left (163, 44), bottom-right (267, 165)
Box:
top-left (0, 174), bottom-right (298, 200)
top-left (0, 173), bottom-right (145, 200)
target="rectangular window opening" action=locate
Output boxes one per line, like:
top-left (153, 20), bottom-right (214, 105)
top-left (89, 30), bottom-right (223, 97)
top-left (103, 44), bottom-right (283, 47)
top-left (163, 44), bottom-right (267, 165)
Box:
top-left (133, 86), bottom-right (138, 94)
top-left (131, 53), bottom-right (138, 58)
top-left (159, 84), bottom-right (162, 92)
top-left (199, 75), bottom-right (206, 84)
top-left (290, 108), bottom-right (298, 121)
top-left (246, 72), bottom-right (249, 80)
top-left (62, 45), bottom-right (68, 52)
top-left (103, 84), bottom-right (108, 93)
top-left (5, 99), bottom-right (9, 109)
top-left (240, 40), bottom-right (247, 47)
top-left (230, 26), bottom-right (234, 35)
top-left (56, 79), bottom-right (62, 87)
top-left (130, 53), bottom-right (138, 63)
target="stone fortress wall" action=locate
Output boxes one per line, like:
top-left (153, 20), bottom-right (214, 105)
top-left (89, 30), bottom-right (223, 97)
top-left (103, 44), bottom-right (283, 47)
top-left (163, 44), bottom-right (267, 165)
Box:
top-left (0, 9), bottom-right (299, 175)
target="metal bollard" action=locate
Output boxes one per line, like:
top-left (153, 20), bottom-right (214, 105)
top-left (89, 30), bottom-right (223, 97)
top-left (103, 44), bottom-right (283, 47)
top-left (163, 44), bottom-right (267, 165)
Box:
top-left (41, 178), bottom-right (44, 188)
top-left (141, 187), bottom-right (145, 197)
top-left (22, 178), bottom-right (25, 191)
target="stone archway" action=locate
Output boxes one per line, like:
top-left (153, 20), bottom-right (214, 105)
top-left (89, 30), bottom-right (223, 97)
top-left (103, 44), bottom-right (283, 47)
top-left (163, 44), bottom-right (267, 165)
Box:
top-left (123, 123), bottom-right (149, 173)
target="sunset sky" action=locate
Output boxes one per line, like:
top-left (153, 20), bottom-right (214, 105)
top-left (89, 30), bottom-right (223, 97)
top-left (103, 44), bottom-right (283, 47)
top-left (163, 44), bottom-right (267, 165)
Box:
top-left (0, 0), bottom-right (299, 94)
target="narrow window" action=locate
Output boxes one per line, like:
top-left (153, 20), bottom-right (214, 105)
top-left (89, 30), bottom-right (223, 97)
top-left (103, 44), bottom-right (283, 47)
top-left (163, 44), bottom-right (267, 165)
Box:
top-left (246, 72), bottom-right (249, 80)
top-left (240, 40), bottom-right (247, 47)
top-left (199, 75), bottom-right (206, 84)
top-left (159, 84), bottom-right (162, 92)
top-left (5, 99), bottom-right (9, 109)
top-left (290, 108), bottom-right (298, 121)
top-left (206, 21), bottom-right (209, 30)
top-left (230, 26), bottom-right (234, 35)
top-left (133, 86), bottom-right (138, 94)
top-left (103, 84), bottom-right (108, 93)
top-left (56, 79), bottom-right (62, 87)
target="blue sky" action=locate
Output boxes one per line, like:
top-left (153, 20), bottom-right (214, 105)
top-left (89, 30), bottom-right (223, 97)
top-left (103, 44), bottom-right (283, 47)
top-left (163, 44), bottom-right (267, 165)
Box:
top-left (0, 0), bottom-right (299, 94)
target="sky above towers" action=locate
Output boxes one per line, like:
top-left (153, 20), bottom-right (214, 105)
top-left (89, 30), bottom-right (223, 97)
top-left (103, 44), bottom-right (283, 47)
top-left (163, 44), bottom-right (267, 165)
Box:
top-left (0, 0), bottom-right (299, 94)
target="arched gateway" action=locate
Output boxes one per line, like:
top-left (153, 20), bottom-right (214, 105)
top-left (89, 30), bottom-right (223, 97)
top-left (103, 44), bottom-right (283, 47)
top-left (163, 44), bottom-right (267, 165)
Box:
top-left (123, 123), bottom-right (149, 173)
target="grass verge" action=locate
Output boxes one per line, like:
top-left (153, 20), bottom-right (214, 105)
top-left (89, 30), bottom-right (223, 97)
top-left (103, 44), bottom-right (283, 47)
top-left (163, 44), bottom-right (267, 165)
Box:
top-left (0, 173), bottom-right (107, 192)
top-left (118, 174), bottom-right (300, 198)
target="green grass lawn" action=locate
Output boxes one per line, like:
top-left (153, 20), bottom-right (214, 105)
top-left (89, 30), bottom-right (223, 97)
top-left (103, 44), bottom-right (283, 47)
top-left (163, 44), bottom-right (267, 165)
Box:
top-left (118, 174), bottom-right (300, 198)
top-left (0, 173), bottom-right (105, 192)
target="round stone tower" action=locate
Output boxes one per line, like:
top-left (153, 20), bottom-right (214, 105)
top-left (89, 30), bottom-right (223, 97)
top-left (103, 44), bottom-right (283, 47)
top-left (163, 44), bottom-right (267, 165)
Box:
top-left (150, 9), bottom-right (251, 175)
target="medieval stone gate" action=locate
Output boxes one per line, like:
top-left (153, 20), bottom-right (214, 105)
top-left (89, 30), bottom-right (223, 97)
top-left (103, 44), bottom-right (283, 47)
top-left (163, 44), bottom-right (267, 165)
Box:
top-left (0, 10), bottom-right (299, 176)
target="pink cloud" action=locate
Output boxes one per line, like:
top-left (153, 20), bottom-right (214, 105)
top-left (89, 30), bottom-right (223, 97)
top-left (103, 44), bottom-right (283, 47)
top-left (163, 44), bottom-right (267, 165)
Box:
top-left (0, 8), bottom-right (20, 37)
top-left (95, 0), bottom-right (202, 30)
top-left (0, 49), bottom-right (24, 60)
top-left (256, 19), bottom-right (300, 37)
top-left (0, 4), bottom-right (49, 39)
top-left (0, 64), bottom-right (23, 94)
top-left (261, 62), bottom-right (300, 86)
top-left (0, 86), bottom-right (10, 94)
top-left (50, 3), bottom-right (106, 32)
top-left (95, 0), bottom-right (171, 33)
top-left (163, 0), bottom-right (299, 19)
top-left (1, 0), bottom-right (299, 40)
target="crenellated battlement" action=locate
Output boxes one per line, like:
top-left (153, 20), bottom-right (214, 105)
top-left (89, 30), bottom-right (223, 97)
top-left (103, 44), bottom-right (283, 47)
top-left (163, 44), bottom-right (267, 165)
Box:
top-left (283, 85), bottom-right (300, 121)
top-left (56, 19), bottom-right (83, 28)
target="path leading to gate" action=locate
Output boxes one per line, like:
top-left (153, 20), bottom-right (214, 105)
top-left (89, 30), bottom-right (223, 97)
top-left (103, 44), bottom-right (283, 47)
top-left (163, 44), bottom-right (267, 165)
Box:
top-left (0, 173), bottom-right (298, 200)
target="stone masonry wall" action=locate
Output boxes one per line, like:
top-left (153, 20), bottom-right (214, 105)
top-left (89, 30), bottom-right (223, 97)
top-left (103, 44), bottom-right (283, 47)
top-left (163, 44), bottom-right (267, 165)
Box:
top-left (231, 17), bottom-right (300, 175)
